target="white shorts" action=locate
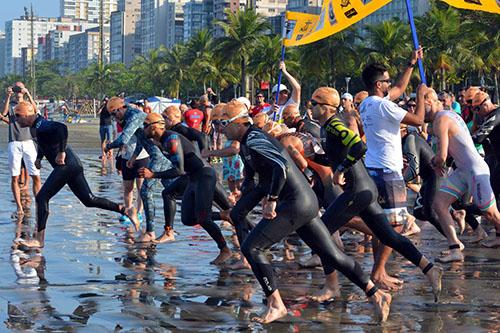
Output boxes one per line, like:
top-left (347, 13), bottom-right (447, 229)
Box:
top-left (8, 140), bottom-right (40, 177)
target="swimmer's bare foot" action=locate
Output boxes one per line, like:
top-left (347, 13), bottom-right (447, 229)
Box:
top-left (11, 210), bottom-right (24, 219)
top-left (440, 241), bottom-right (464, 255)
top-left (252, 290), bottom-right (288, 324)
top-left (372, 273), bottom-right (403, 291)
top-left (308, 272), bottom-right (340, 302)
top-left (136, 231), bottom-right (156, 243)
top-left (370, 289), bottom-right (392, 322)
top-left (402, 221), bottom-right (421, 237)
top-left (299, 254), bottom-right (322, 268)
top-left (124, 207), bottom-right (140, 231)
top-left (211, 247), bottom-right (232, 265)
top-left (17, 238), bottom-right (43, 249)
top-left (426, 266), bottom-right (443, 302)
top-left (436, 249), bottom-right (464, 263)
top-left (452, 210), bottom-right (466, 235)
top-left (470, 225), bottom-right (488, 243)
top-left (481, 234), bottom-right (500, 248)
top-left (155, 227), bottom-right (175, 243)
top-left (227, 257), bottom-right (251, 270)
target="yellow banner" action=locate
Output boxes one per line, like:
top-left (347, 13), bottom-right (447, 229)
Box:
top-left (284, 0), bottom-right (392, 47)
top-left (441, 0), bottom-right (500, 14)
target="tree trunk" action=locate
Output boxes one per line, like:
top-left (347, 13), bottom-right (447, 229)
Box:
top-left (241, 56), bottom-right (247, 98)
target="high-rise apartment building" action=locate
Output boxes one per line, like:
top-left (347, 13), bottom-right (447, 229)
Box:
top-left (60, 0), bottom-right (118, 22)
top-left (0, 32), bottom-right (5, 77)
top-left (110, 0), bottom-right (141, 66)
top-left (361, 0), bottom-right (429, 26)
top-left (213, 0), bottom-right (245, 38)
top-left (66, 26), bottom-right (110, 72)
top-left (4, 16), bottom-right (96, 75)
top-left (182, 0), bottom-right (212, 42)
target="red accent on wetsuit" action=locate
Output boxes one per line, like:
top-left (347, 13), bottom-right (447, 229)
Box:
top-left (184, 109), bottom-right (204, 130)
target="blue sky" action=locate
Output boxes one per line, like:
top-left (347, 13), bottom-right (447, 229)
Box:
top-left (1, 0), bottom-right (60, 31)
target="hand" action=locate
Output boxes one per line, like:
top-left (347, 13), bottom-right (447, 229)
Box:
top-left (35, 159), bottom-right (42, 169)
top-left (333, 170), bottom-right (346, 185)
top-left (126, 157), bottom-right (136, 169)
top-left (279, 61), bottom-right (287, 73)
top-left (262, 199), bottom-right (277, 219)
top-left (55, 152), bottom-right (66, 165)
top-left (21, 87), bottom-right (29, 95)
top-left (431, 156), bottom-right (446, 177)
top-left (138, 167), bottom-right (154, 179)
top-left (411, 46), bottom-right (424, 65)
top-left (103, 144), bottom-right (110, 154)
top-left (201, 148), bottom-right (211, 159)
top-left (417, 83), bottom-right (427, 97)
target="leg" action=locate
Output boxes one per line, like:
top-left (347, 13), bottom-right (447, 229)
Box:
top-left (432, 191), bottom-right (464, 262)
top-left (137, 178), bottom-right (158, 242)
top-left (123, 180), bottom-right (134, 208)
top-left (135, 177), bottom-right (144, 213)
top-left (156, 176), bottom-right (188, 243)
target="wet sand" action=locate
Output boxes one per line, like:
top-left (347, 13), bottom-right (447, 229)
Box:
top-left (0, 122), bottom-right (499, 332)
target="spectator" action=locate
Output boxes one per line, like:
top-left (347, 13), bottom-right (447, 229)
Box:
top-left (250, 92), bottom-right (271, 117)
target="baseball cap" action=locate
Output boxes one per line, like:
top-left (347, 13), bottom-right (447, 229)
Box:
top-left (272, 84), bottom-right (289, 94)
top-left (341, 93), bottom-right (353, 101)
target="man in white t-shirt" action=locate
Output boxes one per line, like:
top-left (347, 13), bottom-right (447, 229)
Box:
top-left (268, 61), bottom-right (301, 123)
top-left (359, 48), bottom-right (427, 290)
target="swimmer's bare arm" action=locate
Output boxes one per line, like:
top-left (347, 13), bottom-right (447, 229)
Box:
top-left (432, 116), bottom-right (449, 176)
top-left (281, 136), bottom-right (308, 171)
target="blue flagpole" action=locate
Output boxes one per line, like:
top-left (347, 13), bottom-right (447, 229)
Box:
top-left (273, 17), bottom-right (288, 121)
top-left (404, 0), bottom-right (426, 84)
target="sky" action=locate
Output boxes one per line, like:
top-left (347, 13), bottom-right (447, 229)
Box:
top-left (1, 0), bottom-right (60, 32)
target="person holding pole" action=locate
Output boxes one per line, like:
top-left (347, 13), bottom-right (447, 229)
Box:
top-left (359, 47), bottom-right (426, 290)
top-left (268, 61), bottom-right (301, 123)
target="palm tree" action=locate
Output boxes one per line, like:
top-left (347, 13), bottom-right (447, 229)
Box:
top-left (131, 46), bottom-right (169, 95)
top-left (86, 62), bottom-right (116, 98)
top-left (163, 44), bottom-right (188, 98)
top-left (185, 29), bottom-right (219, 92)
top-left (362, 20), bottom-right (411, 77)
top-left (215, 9), bottom-right (270, 97)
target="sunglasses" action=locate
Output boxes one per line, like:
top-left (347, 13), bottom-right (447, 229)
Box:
top-left (256, 95), bottom-right (264, 98)
top-left (110, 105), bottom-right (126, 115)
top-left (143, 121), bottom-right (163, 129)
top-left (472, 99), bottom-right (488, 112)
top-left (377, 79), bottom-right (392, 84)
top-left (407, 104), bottom-right (417, 108)
top-left (310, 99), bottom-right (335, 107)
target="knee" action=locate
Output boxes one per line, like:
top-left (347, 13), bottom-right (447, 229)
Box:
top-left (240, 239), bottom-right (253, 259)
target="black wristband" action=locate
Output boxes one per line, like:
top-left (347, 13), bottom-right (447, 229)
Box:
top-left (408, 62), bottom-right (416, 68)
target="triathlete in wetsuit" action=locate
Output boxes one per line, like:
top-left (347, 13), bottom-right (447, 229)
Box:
top-left (156, 105), bottom-right (231, 243)
top-left (13, 102), bottom-right (138, 249)
top-left (139, 113), bottom-right (232, 265)
top-left (220, 100), bottom-right (393, 324)
top-left (130, 128), bottom-right (172, 242)
top-left (310, 87), bottom-right (442, 298)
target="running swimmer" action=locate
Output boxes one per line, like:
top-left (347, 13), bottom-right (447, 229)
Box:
top-left (310, 86), bottom-right (442, 299)
top-left (13, 102), bottom-right (139, 249)
top-left (138, 113), bottom-right (232, 265)
top-left (425, 89), bottom-right (500, 260)
top-left (220, 100), bottom-right (392, 324)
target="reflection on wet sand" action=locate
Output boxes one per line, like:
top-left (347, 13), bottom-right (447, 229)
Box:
top-left (1, 151), bottom-right (499, 332)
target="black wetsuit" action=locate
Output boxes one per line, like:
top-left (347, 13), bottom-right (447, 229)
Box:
top-left (160, 123), bottom-right (227, 231)
top-left (33, 116), bottom-right (122, 232)
top-left (317, 116), bottom-right (429, 270)
top-left (472, 107), bottom-right (500, 197)
top-left (235, 126), bottom-right (374, 297)
top-left (294, 118), bottom-right (322, 138)
top-left (403, 132), bottom-right (445, 235)
top-left (153, 130), bottom-right (230, 250)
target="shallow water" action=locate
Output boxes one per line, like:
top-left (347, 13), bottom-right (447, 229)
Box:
top-left (0, 142), bottom-right (499, 331)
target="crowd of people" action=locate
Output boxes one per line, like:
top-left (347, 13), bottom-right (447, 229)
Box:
top-left (3, 46), bottom-right (500, 324)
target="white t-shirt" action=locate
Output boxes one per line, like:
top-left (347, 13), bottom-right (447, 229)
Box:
top-left (359, 95), bottom-right (407, 172)
top-left (273, 97), bottom-right (299, 123)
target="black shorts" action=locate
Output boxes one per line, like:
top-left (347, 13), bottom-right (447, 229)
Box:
top-left (121, 157), bottom-right (150, 181)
